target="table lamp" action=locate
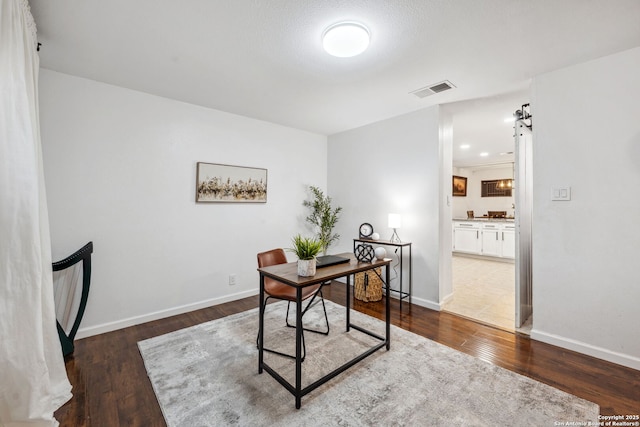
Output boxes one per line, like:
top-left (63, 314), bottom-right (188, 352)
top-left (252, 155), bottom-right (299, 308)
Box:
top-left (388, 213), bottom-right (402, 243)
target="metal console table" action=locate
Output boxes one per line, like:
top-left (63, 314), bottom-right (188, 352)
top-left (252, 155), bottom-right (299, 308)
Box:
top-left (353, 238), bottom-right (412, 309)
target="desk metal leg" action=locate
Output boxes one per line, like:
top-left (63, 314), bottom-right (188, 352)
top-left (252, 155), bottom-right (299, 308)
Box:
top-left (399, 247), bottom-right (403, 311)
top-left (258, 274), bottom-right (265, 374)
top-left (409, 245), bottom-right (413, 305)
top-left (295, 287), bottom-right (302, 409)
top-left (386, 264), bottom-right (391, 350)
top-left (346, 274), bottom-right (351, 332)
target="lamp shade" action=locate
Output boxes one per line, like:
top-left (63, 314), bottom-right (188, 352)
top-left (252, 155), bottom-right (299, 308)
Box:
top-left (388, 213), bottom-right (402, 229)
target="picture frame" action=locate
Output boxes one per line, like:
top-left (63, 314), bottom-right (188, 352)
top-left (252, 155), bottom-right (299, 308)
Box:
top-left (452, 175), bottom-right (467, 197)
top-left (196, 162), bottom-right (267, 203)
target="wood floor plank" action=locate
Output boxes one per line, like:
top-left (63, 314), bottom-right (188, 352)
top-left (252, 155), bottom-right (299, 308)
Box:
top-left (55, 282), bottom-right (639, 426)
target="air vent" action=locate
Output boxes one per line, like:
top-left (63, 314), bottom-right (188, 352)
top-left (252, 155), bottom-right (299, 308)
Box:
top-left (410, 80), bottom-right (456, 98)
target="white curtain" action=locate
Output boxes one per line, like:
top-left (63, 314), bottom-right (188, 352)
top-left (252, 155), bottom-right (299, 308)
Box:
top-left (0, 1), bottom-right (73, 426)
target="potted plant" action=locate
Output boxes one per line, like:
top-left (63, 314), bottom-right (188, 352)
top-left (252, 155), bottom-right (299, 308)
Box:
top-left (303, 186), bottom-right (342, 255)
top-left (288, 234), bottom-right (323, 277)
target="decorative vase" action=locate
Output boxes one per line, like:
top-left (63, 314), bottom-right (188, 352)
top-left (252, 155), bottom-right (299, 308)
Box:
top-left (374, 247), bottom-right (386, 260)
top-left (297, 258), bottom-right (317, 277)
top-left (371, 232), bottom-right (380, 241)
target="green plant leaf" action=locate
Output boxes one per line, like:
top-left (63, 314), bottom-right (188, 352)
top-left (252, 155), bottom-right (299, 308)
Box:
top-left (303, 185), bottom-right (342, 254)
top-left (287, 234), bottom-right (323, 260)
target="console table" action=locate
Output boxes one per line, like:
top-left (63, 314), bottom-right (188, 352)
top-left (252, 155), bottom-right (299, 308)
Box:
top-left (353, 238), bottom-right (412, 309)
top-left (257, 252), bottom-right (391, 409)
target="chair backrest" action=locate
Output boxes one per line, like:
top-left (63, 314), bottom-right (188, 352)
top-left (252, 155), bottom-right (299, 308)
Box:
top-left (257, 249), bottom-right (288, 295)
top-left (257, 248), bottom-right (287, 269)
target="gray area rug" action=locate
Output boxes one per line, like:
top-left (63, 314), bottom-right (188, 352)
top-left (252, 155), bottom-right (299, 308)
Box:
top-left (138, 300), bottom-right (598, 426)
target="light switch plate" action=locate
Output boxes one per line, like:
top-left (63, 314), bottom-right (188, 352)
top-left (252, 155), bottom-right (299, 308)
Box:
top-left (551, 186), bottom-right (571, 201)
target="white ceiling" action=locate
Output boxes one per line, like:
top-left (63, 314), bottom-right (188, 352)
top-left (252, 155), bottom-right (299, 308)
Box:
top-left (29, 0), bottom-right (640, 165)
top-left (445, 90), bottom-right (529, 167)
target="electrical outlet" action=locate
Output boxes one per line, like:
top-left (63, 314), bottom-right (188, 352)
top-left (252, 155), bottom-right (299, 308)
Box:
top-left (229, 274), bottom-right (236, 286)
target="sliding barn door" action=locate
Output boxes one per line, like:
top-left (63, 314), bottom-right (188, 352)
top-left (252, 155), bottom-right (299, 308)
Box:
top-left (515, 120), bottom-right (533, 326)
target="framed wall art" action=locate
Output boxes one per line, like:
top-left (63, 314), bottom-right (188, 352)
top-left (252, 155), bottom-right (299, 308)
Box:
top-left (196, 162), bottom-right (267, 203)
top-left (452, 175), bottom-right (467, 197)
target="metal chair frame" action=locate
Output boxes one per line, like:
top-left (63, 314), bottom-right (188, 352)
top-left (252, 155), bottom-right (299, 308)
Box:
top-left (260, 288), bottom-right (329, 361)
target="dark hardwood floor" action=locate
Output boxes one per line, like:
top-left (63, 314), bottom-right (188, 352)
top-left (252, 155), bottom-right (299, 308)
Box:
top-left (55, 282), bottom-right (639, 426)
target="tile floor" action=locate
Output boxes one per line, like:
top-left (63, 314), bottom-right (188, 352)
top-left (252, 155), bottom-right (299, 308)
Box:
top-left (443, 255), bottom-right (515, 331)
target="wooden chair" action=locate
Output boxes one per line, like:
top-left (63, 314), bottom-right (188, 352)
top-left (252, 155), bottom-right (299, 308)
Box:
top-left (257, 248), bottom-right (329, 361)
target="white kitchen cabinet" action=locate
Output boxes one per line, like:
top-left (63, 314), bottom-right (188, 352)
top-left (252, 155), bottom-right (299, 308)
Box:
top-left (501, 225), bottom-right (516, 259)
top-left (453, 222), bottom-right (481, 254)
top-left (453, 220), bottom-right (515, 259)
top-left (481, 223), bottom-right (501, 256)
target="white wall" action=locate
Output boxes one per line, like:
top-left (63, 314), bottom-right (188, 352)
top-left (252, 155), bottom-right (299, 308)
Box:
top-left (531, 47), bottom-right (640, 369)
top-left (327, 107), bottom-right (446, 308)
top-left (452, 166), bottom-right (515, 219)
top-left (439, 113), bottom-right (453, 302)
top-left (39, 70), bottom-right (327, 337)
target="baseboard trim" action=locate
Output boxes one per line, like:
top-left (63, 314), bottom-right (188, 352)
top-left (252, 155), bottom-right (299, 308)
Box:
top-left (440, 292), bottom-right (454, 306)
top-left (76, 286), bottom-right (444, 340)
top-left (530, 329), bottom-right (640, 371)
top-left (340, 279), bottom-right (441, 311)
top-left (75, 289), bottom-right (258, 339)
top-left (405, 295), bottom-right (441, 311)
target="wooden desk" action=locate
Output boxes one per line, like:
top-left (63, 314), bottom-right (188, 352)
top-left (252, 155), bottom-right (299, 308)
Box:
top-left (257, 252), bottom-right (391, 409)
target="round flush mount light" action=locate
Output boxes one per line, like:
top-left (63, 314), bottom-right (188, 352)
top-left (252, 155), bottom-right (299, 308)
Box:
top-left (322, 22), bottom-right (370, 57)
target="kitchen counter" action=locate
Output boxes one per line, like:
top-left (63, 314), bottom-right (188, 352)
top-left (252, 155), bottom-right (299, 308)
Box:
top-left (453, 217), bottom-right (515, 222)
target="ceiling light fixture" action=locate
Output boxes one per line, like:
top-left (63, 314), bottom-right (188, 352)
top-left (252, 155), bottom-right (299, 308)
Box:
top-left (497, 179), bottom-right (513, 189)
top-left (322, 22), bottom-right (370, 57)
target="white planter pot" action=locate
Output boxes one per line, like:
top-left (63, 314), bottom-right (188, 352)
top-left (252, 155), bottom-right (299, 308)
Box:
top-left (297, 258), bottom-right (317, 277)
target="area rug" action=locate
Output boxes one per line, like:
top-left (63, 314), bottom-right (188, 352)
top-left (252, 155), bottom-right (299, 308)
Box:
top-left (138, 300), bottom-right (598, 426)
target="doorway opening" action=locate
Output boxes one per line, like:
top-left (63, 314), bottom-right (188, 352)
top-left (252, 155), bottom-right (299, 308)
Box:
top-left (446, 162), bottom-right (517, 332)
top-left (440, 92), bottom-right (531, 333)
